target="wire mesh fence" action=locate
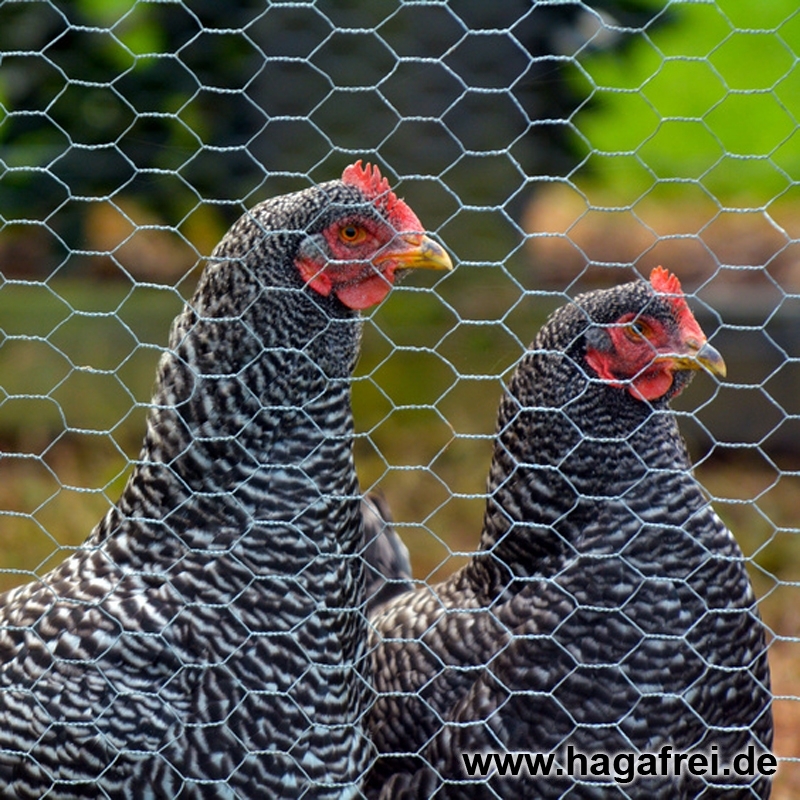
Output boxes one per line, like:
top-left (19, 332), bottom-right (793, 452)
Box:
top-left (0, 0), bottom-right (797, 797)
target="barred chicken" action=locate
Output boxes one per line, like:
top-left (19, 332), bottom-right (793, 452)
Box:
top-left (367, 268), bottom-right (772, 799)
top-left (0, 161), bottom-right (451, 799)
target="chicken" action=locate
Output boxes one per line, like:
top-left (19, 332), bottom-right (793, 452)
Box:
top-left (0, 161), bottom-right (451, 799)
top-left (366, 267), bottom-right (772, 799)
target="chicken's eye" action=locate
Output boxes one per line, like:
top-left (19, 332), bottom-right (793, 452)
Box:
top-left (625, 320), bottom-right (648, 340)
top-left (339, 225), bottom-right (367, 244)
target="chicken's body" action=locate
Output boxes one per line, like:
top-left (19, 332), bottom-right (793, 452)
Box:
top-left (367, 270), bottom-right (772, 799)
top-left (0, 163), bottom-right (450, 798)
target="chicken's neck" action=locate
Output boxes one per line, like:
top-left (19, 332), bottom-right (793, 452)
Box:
top-left (475, 348), bottom-right (703, 582)
top-left (91, 274), bottom-right (364, 573)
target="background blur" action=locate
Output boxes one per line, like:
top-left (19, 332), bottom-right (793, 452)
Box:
top-left (0, 0), bottom-right (798, 794)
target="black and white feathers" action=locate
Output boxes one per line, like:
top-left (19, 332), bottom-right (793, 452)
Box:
top-left (0, 163), bottom-right (450, 799)
top-left (366, 269), bottom-right (772, 799)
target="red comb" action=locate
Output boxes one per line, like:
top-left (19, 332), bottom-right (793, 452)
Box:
top-left (650, 266), bottom-right (683, 296)
top-left (649, 266), bottom-right (702, 338)
top-left (342, 161), bottom-right (397, 209)
top-left (341, 160), bottom-right (421, 231)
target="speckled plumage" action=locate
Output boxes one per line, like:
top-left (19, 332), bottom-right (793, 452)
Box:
top-left (0, 173), bottom-right (435, 799)
top-left (366, 278), bottom-right (772, 799)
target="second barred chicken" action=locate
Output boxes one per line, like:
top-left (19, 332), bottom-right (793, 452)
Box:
top-left (366, 268), bottom-right (772, 799)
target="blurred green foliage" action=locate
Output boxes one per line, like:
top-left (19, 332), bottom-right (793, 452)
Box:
top-left (573, 0), bottom-right (800, 205)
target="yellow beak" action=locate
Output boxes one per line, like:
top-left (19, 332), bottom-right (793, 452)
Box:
top-left (373, 233), bottom-right (453, 272)
top-left (668, 340), bottom-right (727, 379)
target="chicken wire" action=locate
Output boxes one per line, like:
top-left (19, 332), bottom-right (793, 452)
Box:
top-left (0, 0), bottom-right (797, 796)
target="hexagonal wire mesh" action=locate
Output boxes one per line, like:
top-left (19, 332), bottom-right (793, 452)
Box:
top-left (0, 0), bottom-right (797, 796)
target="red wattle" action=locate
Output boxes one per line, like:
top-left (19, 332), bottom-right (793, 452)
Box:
top-left (334, 272), bottom-right (393, 310)
top-left (629, 369), bottom-right (674, 401)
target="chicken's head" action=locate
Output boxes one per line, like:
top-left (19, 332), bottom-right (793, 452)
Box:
top-left (584, 266), bottom-right (726, 402)
top-left (295, 161), bottom-right (452, 310)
